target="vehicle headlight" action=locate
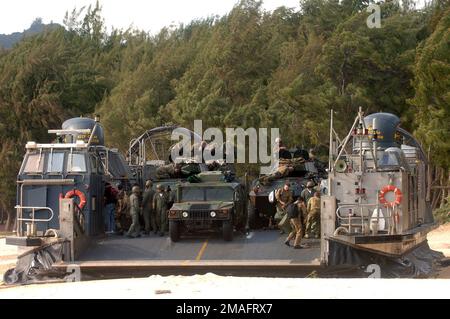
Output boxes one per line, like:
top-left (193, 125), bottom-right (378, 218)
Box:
top-left (210, 211), bottom-right (217, 218)
top-left (182, 211), bottom-right (189, 218)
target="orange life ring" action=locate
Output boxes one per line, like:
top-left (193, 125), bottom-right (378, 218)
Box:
top-left (65, 189), bottom-right (87, 210)
top-left (378, 185), bottom-right (402, 207)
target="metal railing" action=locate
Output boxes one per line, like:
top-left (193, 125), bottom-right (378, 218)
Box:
top-left (16, 205), bottom-right (54, 236)
top-left (335, 203), bottom-right (392, 235)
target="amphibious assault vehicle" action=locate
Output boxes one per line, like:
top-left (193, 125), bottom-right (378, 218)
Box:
top-left (247, 148), bottom-right (326, 229)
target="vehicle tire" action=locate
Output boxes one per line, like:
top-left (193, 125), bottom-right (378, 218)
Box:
top-left (3, 268), bottom-right (21, 285)
top-left (222, 219), bottom-right (233, 242)
top-left (169, 220), bottom-right (180, 242)
top-left (247, 200), bottom-right (259, 229)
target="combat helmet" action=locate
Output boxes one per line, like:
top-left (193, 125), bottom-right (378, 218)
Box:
top-left (132, 185), bottom-right (141, 194)
top-left (306, 181), bottom-right (315, 188)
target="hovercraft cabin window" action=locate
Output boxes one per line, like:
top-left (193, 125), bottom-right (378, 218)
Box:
top-left (68, 153), bottom-right (87, 173)
top-left (378, 152), bottom-right (400, 168)
top-left (23, 153), bottom-right (44, 173)
top-left (47, 152), bottom-right (64, 173)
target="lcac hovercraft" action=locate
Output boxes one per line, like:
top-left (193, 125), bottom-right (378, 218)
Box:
top-left (4, 116), bottom-right (133, 283)
top-left (321, 108), bottom-right (440, 276)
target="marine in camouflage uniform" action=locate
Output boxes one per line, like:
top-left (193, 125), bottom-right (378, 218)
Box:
top-left (297, 198), bottom-right (308, 237)
top-left (156, 164), bottom-right (176, 179)
top-left (115, 186), bottom-right (130, 234)
top-left (259, 165), bottom-right (294, 186)
top-left (156, 162), bottom-right (199, 179)
top-left (126, 186), bottom-right (142, 238)
top-left (142, 180), bottom-right (156, 235)
top-left (300, 181), bottom-right (315, 235)
top-left (153, 184), bottom-right (169, 237)
top-left (258, 158), bottom-right (306, 186)
top-left (278, 157), bottom-right (306, 171)
top-left (305, 192), bottom-right (321, 239)
top-left (284, 200), bottom-right (304, 249)
top-left (274, 183), bottom-right (294, 234)
top-left (166, 185), bottom-right (175, 208)
top-left (300, 181), bottom-right (316, 205)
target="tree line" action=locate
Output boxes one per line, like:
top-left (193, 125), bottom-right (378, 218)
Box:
top-left (0, 0), bottom-right (449, 229)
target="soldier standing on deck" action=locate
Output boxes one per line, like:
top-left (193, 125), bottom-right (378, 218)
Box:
top-left (141, 180), bottom-right (155, 235)
top-left (153, 184), bottom-right (169, 237)
top-left (305, 191), bottom-right (321, 239)
top-left (297, 198), bottom-right (308, 237)
top-left (301, 181), bottom-right (315, 204)
top-left (284, 200), bottom-right (306, 249)
top-left (126, 186), bottom-right (142, 238)
top-left (275, 182), bottom-right (294, 234)
top-left (115, 184), bottom-right (129, 235)
top-left (166, 185), bottom-right (175, 209)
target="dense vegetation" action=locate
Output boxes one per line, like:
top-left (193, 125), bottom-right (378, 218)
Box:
top-left (0, 0), bottom-right (449, 228)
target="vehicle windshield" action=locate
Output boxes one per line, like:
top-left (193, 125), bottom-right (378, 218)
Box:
top-left (206, 187), bottom-right (234, 201)
top-left (180, 188), bottom-right (204, 201)
top-left (23, 153), bottom-right (45, 173)
top-left (180, 187), bottom-right (234, 202)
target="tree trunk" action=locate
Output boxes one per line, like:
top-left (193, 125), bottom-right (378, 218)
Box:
top-left (426, 146), bottom-right (431, 202)
top-left (431, 167), bottom-right (442, 210)
top-left (5, 209), bottom-right (16, 232)
top-left (441, 169), bottom-right (450, 208)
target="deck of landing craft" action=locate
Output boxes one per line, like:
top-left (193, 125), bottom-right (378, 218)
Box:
top-left (79, 230), bottom-right (321, 263)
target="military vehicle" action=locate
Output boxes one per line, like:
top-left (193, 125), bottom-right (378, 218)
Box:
top-left (321, 108), bottom-right (437, 265)
top-left (168, 171), bottom-right (246, 242)
top-left (247, 148), bottom-right (325, 229)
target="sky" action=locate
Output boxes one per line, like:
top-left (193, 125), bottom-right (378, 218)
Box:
top-left (0, 0), bottom-right (302, 34)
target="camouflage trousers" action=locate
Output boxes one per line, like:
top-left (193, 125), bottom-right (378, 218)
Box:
top-left (157, 209), bottom-right (168, 234)
top-left (276, 207), bottom-right (292, 233)
top-left (286, 217), bottom-right (303, 247)
top-left (306, 209), bottom-right (320, 238)
top-left (143, 209), bottom-right (158, 233)
top-left (127, 212), bottom-right (141, 237)
top-left (301, 210), bottom-right (308, 236)
top-left (116, 210), bottom-right (132, 233)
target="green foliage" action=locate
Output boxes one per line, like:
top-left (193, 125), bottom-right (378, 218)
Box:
top-left (0, 0), bottom-right (449, 214)
top-left (433, 197), bottom-right (450, 224)
top-left (410, 6), bottom-right (450, 169)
